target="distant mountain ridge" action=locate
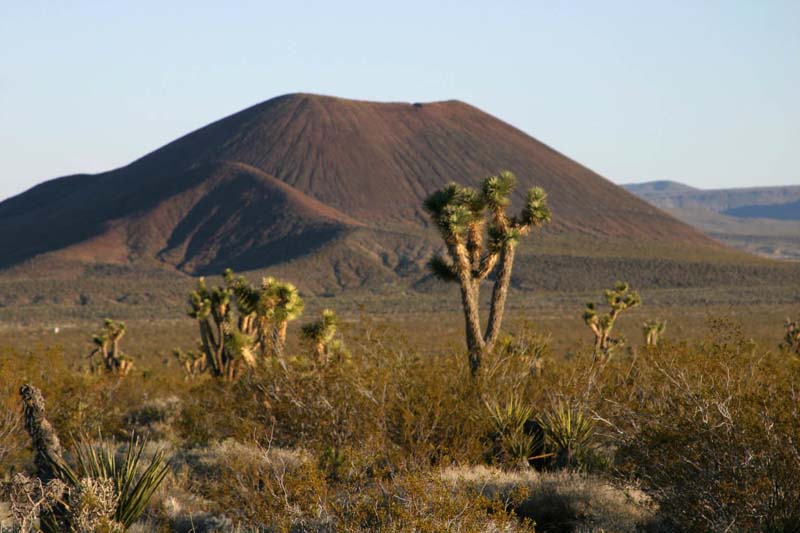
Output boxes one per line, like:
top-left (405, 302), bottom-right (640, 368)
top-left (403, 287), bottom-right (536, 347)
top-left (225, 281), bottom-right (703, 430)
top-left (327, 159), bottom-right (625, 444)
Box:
top-left (623, 181), bottom-right (800, 216)
top-left (624, 180), bottom-right (800, 260)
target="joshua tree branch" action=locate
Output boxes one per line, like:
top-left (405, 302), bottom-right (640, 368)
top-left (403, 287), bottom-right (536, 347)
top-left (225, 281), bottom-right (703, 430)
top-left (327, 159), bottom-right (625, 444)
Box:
top-left (484, 242), bottom-right (516, 353)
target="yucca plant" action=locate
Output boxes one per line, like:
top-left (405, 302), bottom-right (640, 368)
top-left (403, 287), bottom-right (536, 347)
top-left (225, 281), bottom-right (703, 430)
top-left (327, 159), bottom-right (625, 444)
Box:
top-left (262, 276), bottom-right (305, 358)
top-left (538, 400), bottom-right (595, 469)
top-left (66, 435), bottom-right (170, 528)
top-left (484, 394), bottom-right (540, 467)
top-left (20, 384), bottom-right (169, 531)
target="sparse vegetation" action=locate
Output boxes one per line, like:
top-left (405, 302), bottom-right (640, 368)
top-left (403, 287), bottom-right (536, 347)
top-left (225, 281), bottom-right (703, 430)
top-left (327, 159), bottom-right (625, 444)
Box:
top-left (2, 311), bottom-right (800, 531)
top-left (424, 170), bottom-right (551, 375)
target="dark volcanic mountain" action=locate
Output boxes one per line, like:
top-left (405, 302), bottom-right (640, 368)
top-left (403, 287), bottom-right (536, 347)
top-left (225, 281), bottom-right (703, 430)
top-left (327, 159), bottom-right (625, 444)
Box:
top-left (1, 94), bottom-right (738, 290)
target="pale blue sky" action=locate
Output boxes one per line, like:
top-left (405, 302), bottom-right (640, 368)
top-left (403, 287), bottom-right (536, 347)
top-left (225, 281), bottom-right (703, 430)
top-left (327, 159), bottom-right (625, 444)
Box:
top-left (1, 1), bottom-right (798, 201)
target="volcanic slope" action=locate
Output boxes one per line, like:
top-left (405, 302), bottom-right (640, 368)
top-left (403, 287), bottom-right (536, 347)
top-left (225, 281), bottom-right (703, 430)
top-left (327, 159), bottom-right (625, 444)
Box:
top-left (0, 93), bottom-right (760, 292)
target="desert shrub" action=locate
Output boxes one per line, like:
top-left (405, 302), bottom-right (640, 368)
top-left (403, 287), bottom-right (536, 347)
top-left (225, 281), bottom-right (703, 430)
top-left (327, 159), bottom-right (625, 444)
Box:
top-left (0, 408), bottom-right (24, 477)
top-left (175, 377), bottom-right (263, 447)
top-left (599, 321), bottom-right (800, 531)
top-left (441, 465), bottom-right (656, 532)
top-left (332, 467), bottom-right (531, 532)
top-left (122, 396), bottom-right (181, 442)
top-left (181, 440), bottom-right (330, 531)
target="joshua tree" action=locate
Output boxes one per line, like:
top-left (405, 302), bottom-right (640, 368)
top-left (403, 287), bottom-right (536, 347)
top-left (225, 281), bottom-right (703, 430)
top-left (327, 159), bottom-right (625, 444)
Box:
top-left (301, 309), bottom-right (345, 363)
top-left (188, 276), bottom-right (256, 381)
top-left (781, 318), bottom-right (800, 356)
top-left (185, 270), bottom-right (305, 380)
top-left (424, 171), bottom-right (551, 375)
top-left (223, 269), bottom-right (270, 357)
top-left (262, 276), bottom-right (305, 358)
top-left (88, 319), bottom-right (133, 375)
top-left (583, 282), bottom-right (641, 361)
top-left (642, 319), bottom-right (666, 347)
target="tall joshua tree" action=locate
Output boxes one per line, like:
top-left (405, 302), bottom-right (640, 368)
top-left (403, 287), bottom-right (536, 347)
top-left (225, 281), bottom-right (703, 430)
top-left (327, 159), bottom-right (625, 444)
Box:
top-left (424, 171), bottom-right (551, 375)
top-left (202, 270), bottom-right (304, 366)
top-left (583, 282), bottom-right (641, 361)
top-left (188, 276), bottom-right (256, 381)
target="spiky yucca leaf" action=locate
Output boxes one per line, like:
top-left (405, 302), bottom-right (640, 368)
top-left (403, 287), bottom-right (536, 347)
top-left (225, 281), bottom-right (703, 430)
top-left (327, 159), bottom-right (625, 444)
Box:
top-left (582, 303), bottom-right (598, 325)
top-left (70, 435), bottom-right (169, 528)
top-left (538, 400), bottom-right (595, 467)
top-left (263, 278), bottom-right (305, 322)
top-left (484, 394), bottom-right (533, 435)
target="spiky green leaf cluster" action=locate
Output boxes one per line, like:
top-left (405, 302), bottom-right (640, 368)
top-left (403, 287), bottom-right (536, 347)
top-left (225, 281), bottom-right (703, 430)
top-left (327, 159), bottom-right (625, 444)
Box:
top-left (519, 187), bottom-right (552, 227)
top-left (538, 400), bottom-right (595, 467)
top-left (604, 281), bottom-right (641, 310)
top-left (424, 171), bottom-right (551, 282)
top-left (188, 277), bottom-right (232, 321)
top-left (423, 182), bottom-right (485, 239)
top-left (262, 277), bottom-right (305, 322)
top-left (301, 309), bottom-right (338, 344)
top-left (484, 394), bottom-right (533, 436)
top-left (582, 302), bottom-right (598, 325)
top-left (482, 170), bottom-right (516, 210)
top-left (62, 435), bottom-right (169, 528)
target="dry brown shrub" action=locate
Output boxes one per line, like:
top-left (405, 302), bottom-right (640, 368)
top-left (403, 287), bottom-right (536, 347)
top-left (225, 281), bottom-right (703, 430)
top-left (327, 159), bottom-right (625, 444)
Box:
top-left (596, 320), bottom-right (800, 531)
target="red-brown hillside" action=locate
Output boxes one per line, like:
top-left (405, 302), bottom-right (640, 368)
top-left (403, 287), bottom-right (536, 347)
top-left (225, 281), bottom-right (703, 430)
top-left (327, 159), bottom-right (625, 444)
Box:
top-left (0, 93), bottom-right (727, 285)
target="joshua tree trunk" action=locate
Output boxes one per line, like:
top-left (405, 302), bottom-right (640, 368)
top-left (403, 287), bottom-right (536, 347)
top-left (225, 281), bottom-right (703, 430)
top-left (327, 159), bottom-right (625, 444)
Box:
top-left (483, 243), bottom-right (515, 355)
top-left (458, 274), bottom-right (485, 374)
top-left (199, 318), bottom-right (225, 378)
top-left (314, 340), bottom-right (326, 362)
top-left (20, 384), bottom-right (67, 482)
top-left (272, 320), bottom-right (288, 358)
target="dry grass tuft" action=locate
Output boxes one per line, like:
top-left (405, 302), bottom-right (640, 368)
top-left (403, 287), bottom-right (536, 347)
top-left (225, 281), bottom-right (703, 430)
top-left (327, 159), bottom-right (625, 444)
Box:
top-left (442, 465), bottom-right (656, 532)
